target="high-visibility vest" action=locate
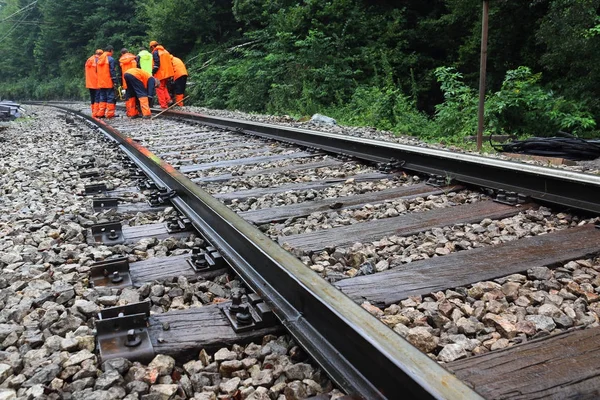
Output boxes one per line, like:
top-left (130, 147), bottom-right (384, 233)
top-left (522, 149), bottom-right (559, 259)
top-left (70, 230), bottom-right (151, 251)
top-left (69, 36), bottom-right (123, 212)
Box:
top-left (97, 52), bottom-right (115, 89)
top-left (152, 45), bottom-right (174, 81)
top-left (84, 54), bottom-right (99, 89)
top-left (171, 56), bottom-right (188, 80)
top-left (119, 53), bottom-right (137, 88)
top-left (137, 50), bottom-right (152, 74)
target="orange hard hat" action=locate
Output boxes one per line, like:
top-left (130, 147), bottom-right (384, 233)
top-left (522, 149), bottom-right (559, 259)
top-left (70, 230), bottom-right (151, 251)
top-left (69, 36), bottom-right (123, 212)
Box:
top-left (149, 40), bottom-right (158, 48)
top-left (95, 49), bottom-right (103, 55)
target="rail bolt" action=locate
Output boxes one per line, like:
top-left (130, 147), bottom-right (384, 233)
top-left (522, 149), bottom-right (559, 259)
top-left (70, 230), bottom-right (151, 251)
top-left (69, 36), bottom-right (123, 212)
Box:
top-left (111, 271), bottom-right (123, 283)
top-left (235, 304), bottom-right (253, 326)
top-left (506, 192), bottom-right (518, 205)
top-left (108, 229), bottom-right (119, 240)
top-left (517, 193), bottom-right (528, 204)
top-left (496, 189), bottom-right (506, 202)
top-left (230, 291), bottom-right (243, 314)
top-left (125, 329), bottom-right (142, 347)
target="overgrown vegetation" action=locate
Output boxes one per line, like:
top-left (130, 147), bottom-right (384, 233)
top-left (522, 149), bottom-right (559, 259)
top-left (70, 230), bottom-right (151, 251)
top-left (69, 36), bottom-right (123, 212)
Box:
top-left (0, 0), bottom-right (599, 142)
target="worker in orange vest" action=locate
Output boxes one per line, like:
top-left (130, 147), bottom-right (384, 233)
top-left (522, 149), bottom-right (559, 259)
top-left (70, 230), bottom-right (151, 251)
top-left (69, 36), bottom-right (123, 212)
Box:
top-left (95, 45), bottom-right (118, 118)
top-left (84, 49), bottom-right (102, 116)
top-left (119, 48), bottom-right (137, 90)
top-left (123, 68), bottom-right (157, 118)
top-left (171, 55), bottom-right (188, 107)
top-left (149, 40), bottom-right (174, 109)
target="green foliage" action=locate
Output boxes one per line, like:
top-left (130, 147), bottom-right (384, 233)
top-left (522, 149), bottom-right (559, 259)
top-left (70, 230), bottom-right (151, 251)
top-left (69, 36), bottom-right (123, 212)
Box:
top-left (432, 66), bottom-right (596, 141)
top-left (138, 0), bottom-right (238, 56)
top-left (0, 77), bottom-right (85, 100)
top-left (488, 66), bottom-right (596, 136)
top-left (537, 0), bottom-right (600, 115)
top-left (333, 85), bottom-right (432, 136)
top-left (431, 67), bottom-right (478, 140)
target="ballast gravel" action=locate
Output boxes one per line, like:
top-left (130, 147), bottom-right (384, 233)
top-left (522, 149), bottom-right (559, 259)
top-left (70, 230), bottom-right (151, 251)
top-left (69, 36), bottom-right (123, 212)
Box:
top-left (370, 256), bottom-right (600, 364)
top-left (0, 106), bottom-right (338, 400)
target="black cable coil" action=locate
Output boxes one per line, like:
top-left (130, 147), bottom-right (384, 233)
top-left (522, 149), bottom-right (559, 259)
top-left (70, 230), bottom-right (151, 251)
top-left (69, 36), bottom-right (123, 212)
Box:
top-left (492, 132), bottom-right (600, 160)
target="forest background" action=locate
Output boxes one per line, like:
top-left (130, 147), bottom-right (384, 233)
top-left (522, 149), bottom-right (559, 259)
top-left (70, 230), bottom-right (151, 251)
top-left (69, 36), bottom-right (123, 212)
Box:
top-left (0, 0), bottom-right (599, 142)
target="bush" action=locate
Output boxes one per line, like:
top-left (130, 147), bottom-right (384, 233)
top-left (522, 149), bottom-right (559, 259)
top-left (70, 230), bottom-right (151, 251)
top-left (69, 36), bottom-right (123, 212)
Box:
top-left (332, 85), bottom-right (433, 136)
top-left (0, 77), bottom-right (85, 101)
top-left (432, 66), bottom-right (597, 141)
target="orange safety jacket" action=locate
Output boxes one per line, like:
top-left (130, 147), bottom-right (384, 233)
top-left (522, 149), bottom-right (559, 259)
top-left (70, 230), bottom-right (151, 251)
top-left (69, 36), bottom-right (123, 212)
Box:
top-left (125, 68), bottom-right (154, 87)
top-left (171, 56), bottom-right (188, 80)
top-left (119, 53), bottom-right (137, 88)
top-left (85, 54), bottom-right (99, 89)
top-left (151, 45), bottom-right (174, 81)
top-left (97, 52), bottom-right (117, 89)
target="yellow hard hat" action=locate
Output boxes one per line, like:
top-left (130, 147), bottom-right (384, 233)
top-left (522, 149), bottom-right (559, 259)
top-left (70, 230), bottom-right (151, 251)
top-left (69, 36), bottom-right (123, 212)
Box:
top-left (149, 41), bottom-right (158, 48)
top-left (95, 49), bottom-right (103, 55)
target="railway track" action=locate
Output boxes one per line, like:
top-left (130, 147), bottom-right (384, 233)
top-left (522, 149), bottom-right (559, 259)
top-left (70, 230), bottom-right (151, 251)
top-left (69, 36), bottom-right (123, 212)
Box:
top-left (27, 103), bottom-right (600, 399)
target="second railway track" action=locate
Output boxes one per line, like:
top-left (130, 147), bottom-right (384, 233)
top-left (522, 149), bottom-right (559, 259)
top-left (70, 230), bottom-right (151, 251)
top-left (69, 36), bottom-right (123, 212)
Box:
top-left (22, 102), bottom-right (600, 399)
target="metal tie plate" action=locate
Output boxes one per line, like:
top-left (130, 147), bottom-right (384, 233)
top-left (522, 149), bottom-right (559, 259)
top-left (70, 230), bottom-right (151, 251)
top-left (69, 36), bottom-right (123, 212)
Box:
top-left (77, 160), bottom-right (95, 169)
top-left (80, 170), bottom-right (101, 178)
top-left (91, 221), bottom-right (125, 244)
top-left (96, 301), bottom-right (154, 363)
top-left (84, 182), bottom-right (108, 195)
top-left (92, 197), bottom-right (119, 211)
top-left (90, 257), bottom-right (131, 288)
top-left (165, 216), bottom-right (192, 233)
top-left (494, 189), bottom-right (529, 206)
top-left (138, 179), bottom-right (157, 191)
top-left (220, 291), bottom-right (277, 333)
top-left (426, 174), bottom-right (453, 187)
top-left (187, 245), bottom-right (226, 272)
top-left (148, 189), bottom-right (177, 207)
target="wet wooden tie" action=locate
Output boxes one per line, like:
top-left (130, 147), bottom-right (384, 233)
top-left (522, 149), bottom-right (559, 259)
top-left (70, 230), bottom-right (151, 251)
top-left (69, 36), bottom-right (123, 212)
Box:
top-left (148, 305), bottom-right (281, 362)
top-left (192, 159), bottom-right (343, 184)
top-left (179, 151), bottom-right (317, 173)
top-left (336, 224), bottom-right (600, 307)
top-left (130, 254), bottom-right (226, 286)
top-left (214, 172), bottom-right (394, 202)
top-left (279, 200), bottom-right (529, 253)
top-left (241, 184), bottom-right (460, 224)
top-left (447, 326), bottom-right (600, 399)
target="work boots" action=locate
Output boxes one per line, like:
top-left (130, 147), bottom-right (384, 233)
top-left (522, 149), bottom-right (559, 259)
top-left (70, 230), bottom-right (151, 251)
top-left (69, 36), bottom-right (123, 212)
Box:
top-left (95, 102), bottom-right (107, 118)
top-left (125, 98), bottom-right (138, 118)
top-left (106, 103), bottom-right (116, 119)
top-left (139, 97), bottom-right (151, 118)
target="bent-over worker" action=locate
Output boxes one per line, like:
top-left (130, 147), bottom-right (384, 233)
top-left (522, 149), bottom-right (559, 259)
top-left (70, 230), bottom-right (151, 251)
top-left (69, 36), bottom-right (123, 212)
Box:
top-left (123, 68), bottom-right (157, 118)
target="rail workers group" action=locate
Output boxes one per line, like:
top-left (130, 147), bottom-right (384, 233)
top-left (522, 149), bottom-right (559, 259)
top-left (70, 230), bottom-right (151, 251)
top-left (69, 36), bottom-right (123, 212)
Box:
top-left (84, 41), bottom-right (188, 119)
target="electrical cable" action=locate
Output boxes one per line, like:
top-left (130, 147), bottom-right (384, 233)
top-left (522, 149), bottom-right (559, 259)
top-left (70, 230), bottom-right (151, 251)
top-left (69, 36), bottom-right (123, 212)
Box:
top-left (491, 135), bottom-right (600, 160)
top-left (0, 0), bottom-right (38, 23)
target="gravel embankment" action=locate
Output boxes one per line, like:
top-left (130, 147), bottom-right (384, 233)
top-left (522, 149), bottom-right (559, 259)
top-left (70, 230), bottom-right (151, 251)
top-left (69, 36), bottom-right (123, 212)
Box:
top-left (0, 106), bottom-right (338, 400)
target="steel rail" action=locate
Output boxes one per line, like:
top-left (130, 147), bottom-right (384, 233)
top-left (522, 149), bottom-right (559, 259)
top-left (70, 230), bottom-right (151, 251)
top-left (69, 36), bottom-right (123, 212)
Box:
top-left (164, 109), bottom-right (600, 215)
top-left (38, 104), bottom-right (484, 399)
